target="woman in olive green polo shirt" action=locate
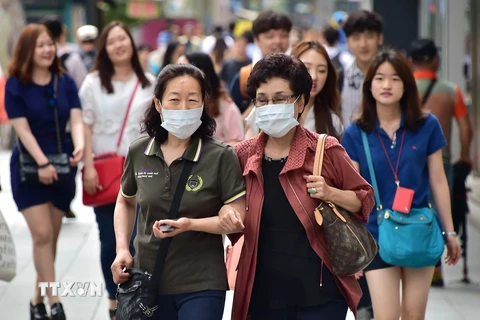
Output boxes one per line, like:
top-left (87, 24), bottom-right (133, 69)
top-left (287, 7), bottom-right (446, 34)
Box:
top-left (111, 64), bottom-right (246, 320)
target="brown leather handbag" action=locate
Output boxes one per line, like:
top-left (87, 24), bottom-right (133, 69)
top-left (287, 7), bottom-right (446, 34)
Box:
top-left (313, 134), bottom-right (377, 276)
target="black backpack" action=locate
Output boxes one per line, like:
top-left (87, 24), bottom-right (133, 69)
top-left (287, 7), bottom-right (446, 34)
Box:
top-left (331, 52), bottom-right (344, 93)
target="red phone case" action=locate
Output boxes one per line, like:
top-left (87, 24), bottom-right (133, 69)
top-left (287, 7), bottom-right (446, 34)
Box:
top-left (392, 187), bottom-right (415, 214)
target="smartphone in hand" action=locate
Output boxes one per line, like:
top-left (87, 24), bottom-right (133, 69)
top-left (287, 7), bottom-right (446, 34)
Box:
top-left (159, 224), bottom-right (176, 233)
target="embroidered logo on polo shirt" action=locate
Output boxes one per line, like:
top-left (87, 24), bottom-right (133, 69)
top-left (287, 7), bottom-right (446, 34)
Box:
top-left (186, 174), bottom-right (203, 192)
top-left (135, 168), bottom-right (159, 179)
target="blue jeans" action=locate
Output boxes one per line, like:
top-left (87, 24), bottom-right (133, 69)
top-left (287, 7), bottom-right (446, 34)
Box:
top-left (94, 203), bottom-right (137, 300)
top-left (249, 299), bottom-right (348, 320)
top-left (155, 290), bottom-right (226, 320)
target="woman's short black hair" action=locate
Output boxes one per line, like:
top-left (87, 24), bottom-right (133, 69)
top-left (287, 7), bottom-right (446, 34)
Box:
top-left (141, 64), bottom-right (216, 143)
top-left (246, 53), bottom-right (312, 105)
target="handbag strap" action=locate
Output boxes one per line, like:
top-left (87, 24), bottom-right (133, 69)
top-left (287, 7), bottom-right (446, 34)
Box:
top-left (361, 130), bottom-right (382, 208)
top-left (149, 160), bottom-right (194, 290)
top-left (116, 79), bottom-right (141, 153)
top-left (312, 134), bottom-right (348, 225)
top-left (51, 75), bottom-right (63, 154)
top-left (313, 133), bottom-right (328, 176)
top-left (16, 75), bottom-right (62, 155)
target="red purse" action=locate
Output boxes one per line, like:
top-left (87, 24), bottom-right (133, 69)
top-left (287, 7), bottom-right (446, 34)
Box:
top-left (82, 80), bottom-right (140, 207)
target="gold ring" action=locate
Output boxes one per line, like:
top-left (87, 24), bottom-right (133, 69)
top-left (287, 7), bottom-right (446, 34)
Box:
top-left (308, 188), bottom-right (317, 194)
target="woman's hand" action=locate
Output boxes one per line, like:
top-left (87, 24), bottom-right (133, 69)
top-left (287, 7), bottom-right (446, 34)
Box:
top-left (152, 218), bottom-right (191, 238)
top-left (304, 175), bottom-right (332, 200)
top-left (38, 164), bottom-right (58, 185)
top-left (445, 236), bottom-right (461, 266)
top-left (354, 270), bottom-right (364, 280)
top-left (70, 145), bottom-right (84, 167)
top-left (219, 206), bottom-right (244, 233)
top-left (83, 165), bottom-right (100, 195)
top-left (111, 249), bottom-right (133, 284)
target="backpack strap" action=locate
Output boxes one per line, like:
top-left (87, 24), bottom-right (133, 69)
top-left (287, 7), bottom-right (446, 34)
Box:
top-left (421, 79), bottom-right (437, 105)
top-left (239, 64), bottom-right (253, 99)
top-left (59, 53), bottom-right (70, 70)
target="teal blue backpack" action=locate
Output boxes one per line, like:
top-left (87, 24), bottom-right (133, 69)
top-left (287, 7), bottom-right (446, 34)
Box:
top-left (361, 130), bottom-right (445, 268)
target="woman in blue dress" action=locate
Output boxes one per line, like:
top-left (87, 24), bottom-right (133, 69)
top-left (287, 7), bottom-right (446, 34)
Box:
top-left (5, 24), bottom-right (84, 320)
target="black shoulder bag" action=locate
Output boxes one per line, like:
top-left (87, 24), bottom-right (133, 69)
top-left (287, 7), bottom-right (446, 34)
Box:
top-left (18, 75), bottom-right (71, 185)
top-left (116, 160), bottom-right (194, 320)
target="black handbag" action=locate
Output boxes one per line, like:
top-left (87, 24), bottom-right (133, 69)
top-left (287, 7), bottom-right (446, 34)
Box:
top-left (116, 160), bottom-right (194, 320)
top-left (18, 75), bottom-right (71, 185)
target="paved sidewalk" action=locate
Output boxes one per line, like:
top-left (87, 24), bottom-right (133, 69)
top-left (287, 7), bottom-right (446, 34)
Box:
top-left (1, 150), bottom-right (480, 319)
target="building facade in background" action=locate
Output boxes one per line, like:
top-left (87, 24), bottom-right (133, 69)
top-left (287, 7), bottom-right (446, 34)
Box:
top-left (0, 0), bottom-right (26, 70)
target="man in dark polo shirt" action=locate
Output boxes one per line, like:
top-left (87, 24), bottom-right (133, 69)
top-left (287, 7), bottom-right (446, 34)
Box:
top-left (120, 135), bottom-right (246, 298)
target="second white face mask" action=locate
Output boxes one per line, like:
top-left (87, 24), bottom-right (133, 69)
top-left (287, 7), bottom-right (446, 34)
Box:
top-left (255, 100), bottom-right (299, 138)
top-left (160, 106), bottom-right (203, 140)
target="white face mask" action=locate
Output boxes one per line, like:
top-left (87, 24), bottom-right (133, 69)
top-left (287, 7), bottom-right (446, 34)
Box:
top-left (255, 97), bottom-right (300, 138)
top-left (160, 105), bottom-right (203, 140)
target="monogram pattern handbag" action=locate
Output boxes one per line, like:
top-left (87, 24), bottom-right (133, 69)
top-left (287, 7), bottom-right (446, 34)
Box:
top-left (18, 76), bottom-right (71, 185)
top-left (313, 134), bottom-right (378, 276)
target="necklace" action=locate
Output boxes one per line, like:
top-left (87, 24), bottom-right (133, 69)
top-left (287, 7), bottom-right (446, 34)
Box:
top-left (263, 155), bottom-right (288, 162)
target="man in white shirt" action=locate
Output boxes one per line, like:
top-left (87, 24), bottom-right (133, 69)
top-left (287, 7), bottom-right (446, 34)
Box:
top-left (340, 10), bottom-right (384, 128)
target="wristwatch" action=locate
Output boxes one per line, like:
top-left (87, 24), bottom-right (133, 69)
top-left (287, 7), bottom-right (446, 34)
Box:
top-left (442, 231), bottom-right (457, 237)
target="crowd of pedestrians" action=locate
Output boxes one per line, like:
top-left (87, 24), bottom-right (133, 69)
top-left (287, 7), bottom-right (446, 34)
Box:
top-left (0, 7), bottom-right (472, 320)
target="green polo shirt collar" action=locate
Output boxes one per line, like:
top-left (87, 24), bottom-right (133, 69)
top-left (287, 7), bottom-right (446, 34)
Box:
top-left (143, 136), bottom-right (204, 162)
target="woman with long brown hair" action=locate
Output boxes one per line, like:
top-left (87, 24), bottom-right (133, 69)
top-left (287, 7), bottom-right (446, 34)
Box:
top-left (291, 40), bottom-right (344, 139)
top-left (5, 24), bottom-right (84, 320)
top-left (177, 52), bottom-right (244, 145)
top-left (79, 21), bottom-right (155, 319)
top-left (342, 49), bottom-right (461, 319)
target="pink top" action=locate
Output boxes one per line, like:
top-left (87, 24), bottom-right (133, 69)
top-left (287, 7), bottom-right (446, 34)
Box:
top-left (213, 97), bottom-right (245, 143)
